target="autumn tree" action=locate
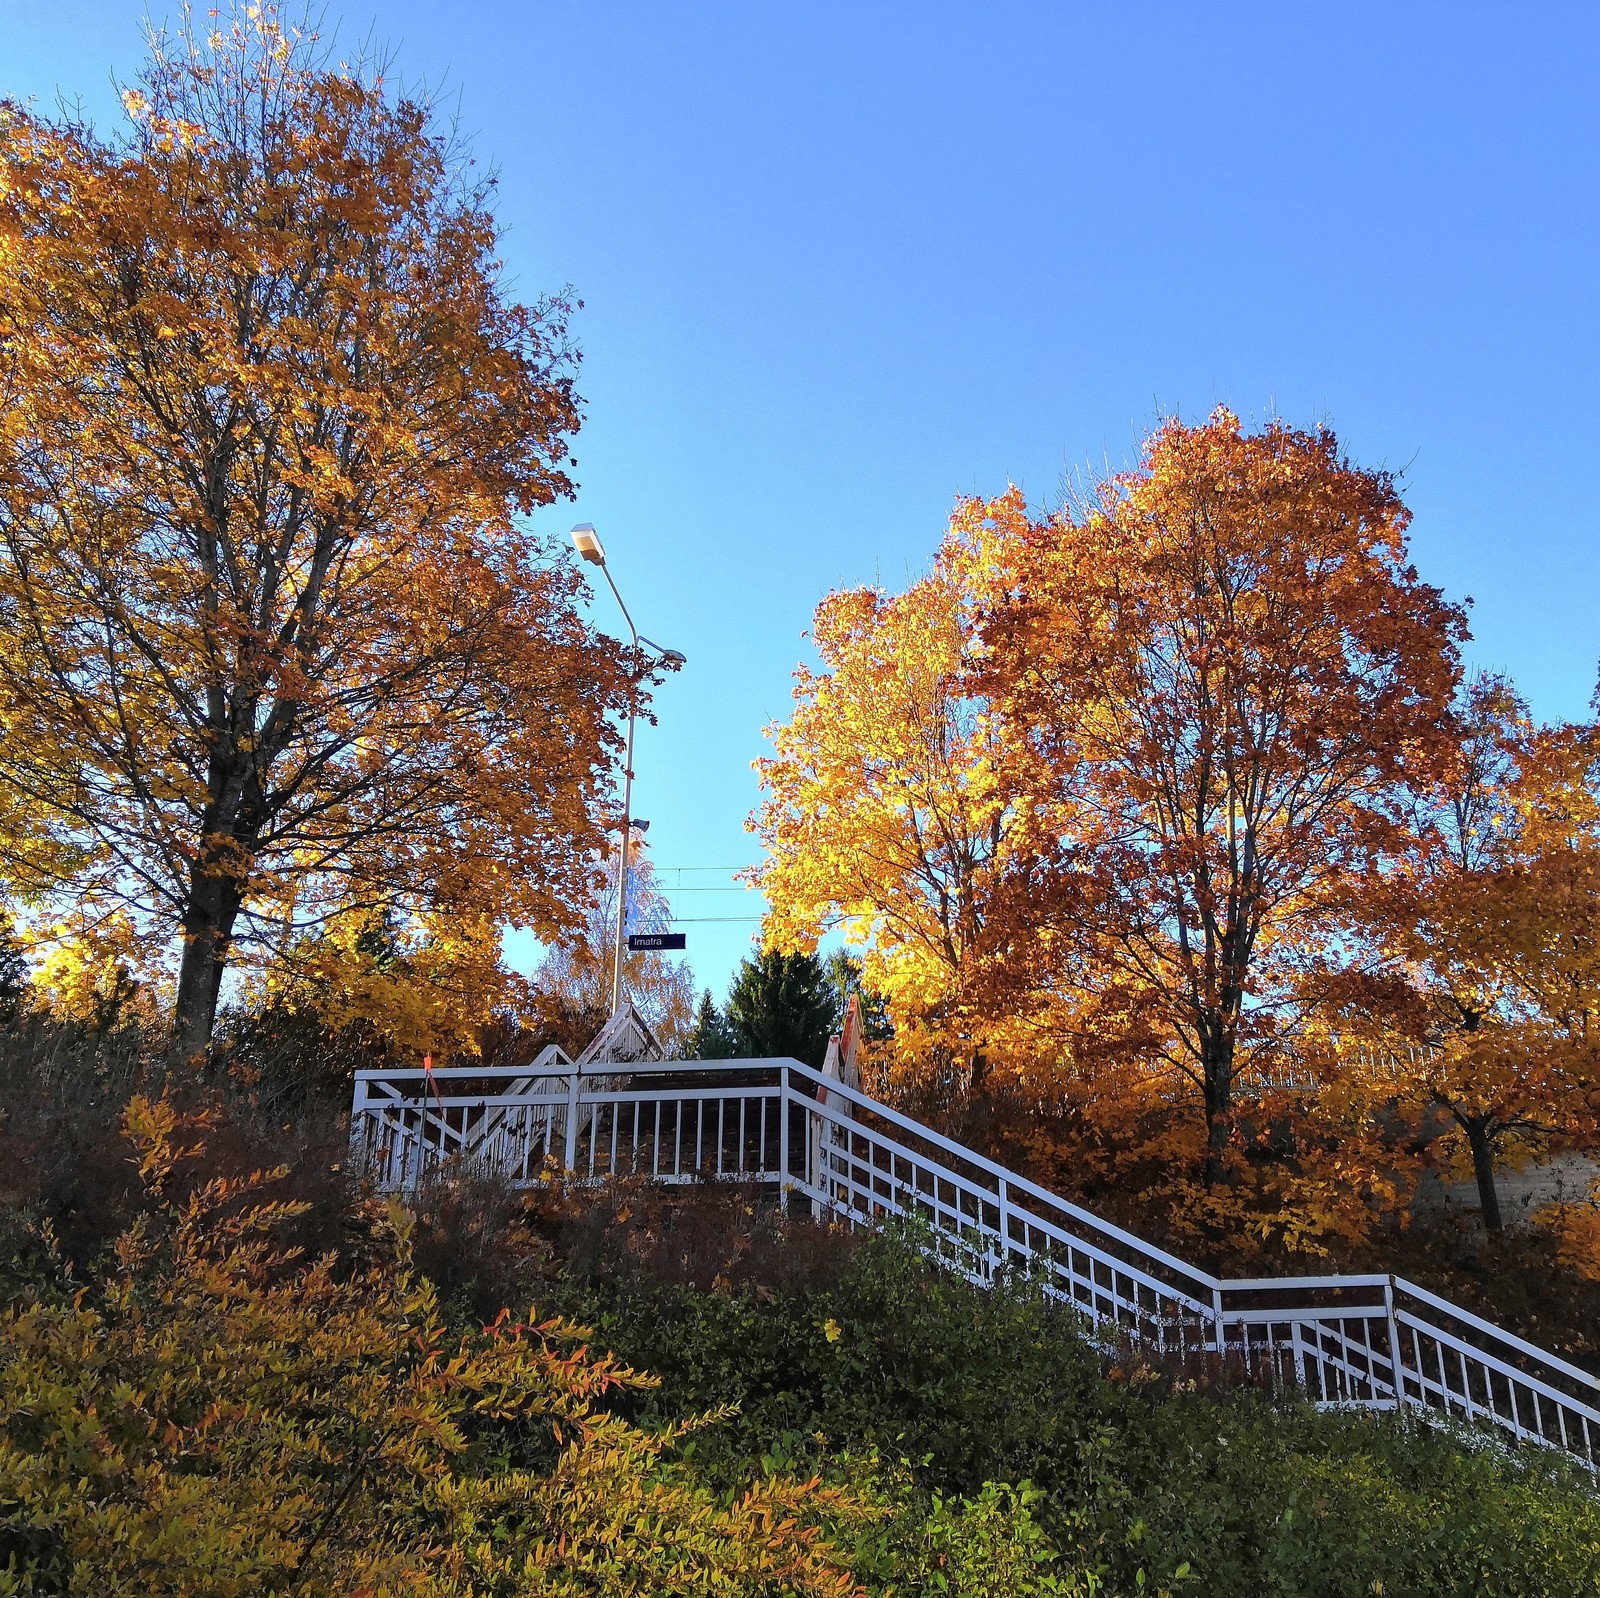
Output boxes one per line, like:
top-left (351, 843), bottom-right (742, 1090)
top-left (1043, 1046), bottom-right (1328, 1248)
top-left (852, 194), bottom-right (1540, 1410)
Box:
top-left (32, 910), bottom-right (155, 1035)
top-left (0, 8), bottom-right (632, 1062)
top-left (533, 837), bottom-right (695, 1055)
top-left (261, 901), bottom-right (527, 1062)
top-left (1374, 682), bottom-right (1600, 1229)
top-left (979, 411), bottom-right (1466, 1181)
top-left (749, 508), bottom-right (1040, 1078)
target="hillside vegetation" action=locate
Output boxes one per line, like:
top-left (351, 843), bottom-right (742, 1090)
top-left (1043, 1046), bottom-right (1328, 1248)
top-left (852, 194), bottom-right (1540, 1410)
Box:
top-left (3, 1037), bottom-right (1599, 1597)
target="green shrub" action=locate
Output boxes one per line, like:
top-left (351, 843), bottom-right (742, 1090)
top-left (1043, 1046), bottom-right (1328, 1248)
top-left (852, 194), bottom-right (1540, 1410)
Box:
top-left (544, 1220), bottom-right (1600, 1597)
top-left (862, 1477), bottom-right (1125, 1597)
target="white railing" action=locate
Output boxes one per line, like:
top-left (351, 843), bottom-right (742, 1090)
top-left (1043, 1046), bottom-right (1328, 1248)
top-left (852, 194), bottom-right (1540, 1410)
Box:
top-left (349, 1051), bottom-right (1600, 1476)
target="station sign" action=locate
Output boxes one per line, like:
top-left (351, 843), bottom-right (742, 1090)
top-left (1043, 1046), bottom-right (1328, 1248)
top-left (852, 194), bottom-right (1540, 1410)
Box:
top-left (627, 932), bottom-right (687, 952)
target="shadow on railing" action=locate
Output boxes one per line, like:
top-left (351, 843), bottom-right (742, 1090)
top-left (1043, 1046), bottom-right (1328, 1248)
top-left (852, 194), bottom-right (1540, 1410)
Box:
top-left (349, 1049), bottom-right (1600, 1477)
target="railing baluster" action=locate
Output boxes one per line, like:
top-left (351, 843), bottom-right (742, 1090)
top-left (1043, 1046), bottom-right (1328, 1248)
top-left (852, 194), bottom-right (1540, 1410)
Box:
top-left (779, 1070), bottom-right (791, 1210)
top-left (563, 1070), bottom-right (579, 1172)
top-left (349, 1056), bottom-right (1600, 1475)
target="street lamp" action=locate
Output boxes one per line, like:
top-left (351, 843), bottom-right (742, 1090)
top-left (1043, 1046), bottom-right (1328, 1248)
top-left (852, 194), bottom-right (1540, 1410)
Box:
top-left (571, 523), bottom-right (686, 1016)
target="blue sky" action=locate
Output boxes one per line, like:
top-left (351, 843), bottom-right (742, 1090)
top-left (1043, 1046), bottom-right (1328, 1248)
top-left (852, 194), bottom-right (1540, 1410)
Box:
top-left (9, 3), bottom-right (1600, 1000)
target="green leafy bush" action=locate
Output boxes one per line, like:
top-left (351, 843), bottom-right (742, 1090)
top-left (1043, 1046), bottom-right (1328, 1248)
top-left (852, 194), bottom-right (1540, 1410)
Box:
top-left (860, 1477), bottom-right (1114, 1597)
top-left (541, 1218), bottom-right (1600, 1596)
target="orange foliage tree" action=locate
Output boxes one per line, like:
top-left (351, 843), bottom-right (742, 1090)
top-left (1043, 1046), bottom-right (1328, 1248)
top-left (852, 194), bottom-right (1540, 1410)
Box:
top-left (748, 503), bottom-right (1049, 1084)
top-left (976, 412), bottom-right (1467, 1182)
top-left (0, 10), bottom-right (633, 1060)
top-left (759, 412), bottom-right (1467, 1216)
top-left (262, 902), bottom-right (532, 1062)
top-left (1372, 683), bottom-right (1600, 1229)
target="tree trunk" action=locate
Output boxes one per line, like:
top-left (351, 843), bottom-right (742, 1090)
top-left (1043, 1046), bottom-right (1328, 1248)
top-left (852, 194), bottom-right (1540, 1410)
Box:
top-left (1201, 1032), bottom-right (1235, 1188)
top-left (1465, 1119), bottom-right (1503, 1234)
top-left (172, 863), bottom-right (245, 1067)
top-left (969, 1047), bottom-right (988, 1096)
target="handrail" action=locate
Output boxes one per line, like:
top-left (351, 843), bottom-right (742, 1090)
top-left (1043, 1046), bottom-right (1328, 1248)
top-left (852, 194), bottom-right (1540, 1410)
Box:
top-left (353, 1054), bottom-right (1228, 1294)
top-left (348, 1053), bottom-right (1600, 1468)
top-left (1390, 1307), bottom-right (1592, 1408)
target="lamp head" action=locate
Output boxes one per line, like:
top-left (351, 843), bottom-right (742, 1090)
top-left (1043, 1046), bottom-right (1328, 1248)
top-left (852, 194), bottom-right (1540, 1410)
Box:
top-left (570, 523), bottom-right (606, 566)
top-left (636, 635), bottom-right (688, 671)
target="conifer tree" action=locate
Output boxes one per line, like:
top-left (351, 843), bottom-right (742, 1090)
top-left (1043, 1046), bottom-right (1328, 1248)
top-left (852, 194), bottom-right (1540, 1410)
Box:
top-left (725, 949), bottom-right (836, 1068)
top-left (686, 990), bottom-right (740, 1060)
top-left (0, 912), bottom-right (28, 1029)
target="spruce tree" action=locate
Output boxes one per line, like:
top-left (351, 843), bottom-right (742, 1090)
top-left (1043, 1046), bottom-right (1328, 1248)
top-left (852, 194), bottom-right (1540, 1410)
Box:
top-left (686, 990), bottom-right (740, 1060)
top-left (724, 950), bottom-right (836, 1069)
top-left (0, 913), bottom-right (29, 1029)
top-left (823, 950), bottom-right (892, 1042)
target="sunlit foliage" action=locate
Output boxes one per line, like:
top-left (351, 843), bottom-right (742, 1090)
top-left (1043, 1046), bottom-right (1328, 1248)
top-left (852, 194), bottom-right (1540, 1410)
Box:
top-left (1367, 682), bottom-right (1600, 1227)
top-left (0, 6), bottom-right (631, 1061)
top-left (0, 1096), bottom-right (872, 1595)
top-left (749, 411), bottom-right (1598, 1252)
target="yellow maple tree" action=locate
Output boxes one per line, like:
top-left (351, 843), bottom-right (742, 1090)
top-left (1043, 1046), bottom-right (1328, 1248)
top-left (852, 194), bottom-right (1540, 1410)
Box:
top-left (0, 6), bottom-right (633, 1063)
top-left (263, 902), bottom-right (524, 1060)
top-left (757, 414), bottom-right (1472, 1251)
top-left (31, 911), bottom-right (157, 1034)
top-left (748, 496), bottom-right (1046, 1086)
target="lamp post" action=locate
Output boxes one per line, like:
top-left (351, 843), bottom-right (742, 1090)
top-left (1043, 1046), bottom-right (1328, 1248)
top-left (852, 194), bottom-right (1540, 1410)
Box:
top-left (571, 523), bottom-right (686, 1017)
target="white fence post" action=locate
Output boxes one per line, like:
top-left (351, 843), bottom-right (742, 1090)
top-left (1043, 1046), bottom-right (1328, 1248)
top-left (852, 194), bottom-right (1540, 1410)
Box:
top-left (349, 1074), bottom-right (369, 1180)
top-left (779, 1066), bottom-right (791, 1213)
top-left (807, 1098), bottom-right (823, 1209)
top-left (563, 1068), bottom-right (580, 1173)
top-left (1385, 1277), bottom-right (1405, 1410)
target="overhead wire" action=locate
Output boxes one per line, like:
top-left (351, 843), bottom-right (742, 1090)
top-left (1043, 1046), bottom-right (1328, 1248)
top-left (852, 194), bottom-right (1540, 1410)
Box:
top-left (635, 864), bottom-right (767, 924)
top-left (657, 885), bottom-right (765, 893)
top-left (652, 865), bottom-right (760, 874)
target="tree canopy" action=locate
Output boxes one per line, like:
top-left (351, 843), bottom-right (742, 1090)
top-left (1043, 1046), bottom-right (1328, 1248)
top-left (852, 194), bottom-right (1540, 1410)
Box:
top-left (1364, 679), bottom-right (1600, 1228)
top-left (748, 510), bottom-right (1034, 1079)
top-left (980, 410), bottom-right (1467, 1175)
top-left (749, 410), bottom-right (1598, 1246)
top-left (0, 9), bottom-right (632, 1059)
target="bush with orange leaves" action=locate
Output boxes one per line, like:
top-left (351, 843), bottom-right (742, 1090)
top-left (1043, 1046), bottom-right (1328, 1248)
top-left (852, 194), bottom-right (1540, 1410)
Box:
top-left (0, 1096), bottom-right (872, 1596)
top-left (1537, 1180), bottom-right (1600, 1284)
